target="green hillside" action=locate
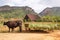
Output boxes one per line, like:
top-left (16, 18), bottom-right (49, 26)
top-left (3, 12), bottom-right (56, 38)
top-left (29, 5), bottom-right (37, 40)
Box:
top-left (0, 5), bottom-right (36, 19)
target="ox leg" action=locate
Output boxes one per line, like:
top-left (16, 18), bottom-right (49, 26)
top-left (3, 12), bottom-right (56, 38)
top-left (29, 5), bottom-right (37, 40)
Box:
top-left (25, 27), bottom-right (28, 31)
top-left (8, 28), bottom-right (10, 32)
top-left (19, 26), bottom-right (22, 32)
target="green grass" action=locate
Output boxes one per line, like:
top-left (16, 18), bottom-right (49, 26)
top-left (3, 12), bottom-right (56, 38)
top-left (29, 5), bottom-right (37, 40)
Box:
top-left (28, 22), bottom-right (60, 31)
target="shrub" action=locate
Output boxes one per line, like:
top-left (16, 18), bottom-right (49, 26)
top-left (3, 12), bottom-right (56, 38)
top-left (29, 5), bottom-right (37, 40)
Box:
top-left (29, 23), bottom-right (60, 31)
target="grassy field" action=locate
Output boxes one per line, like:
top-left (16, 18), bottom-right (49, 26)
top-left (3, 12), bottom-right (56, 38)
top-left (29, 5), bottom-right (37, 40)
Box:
top-left (0, 22), bottom-right (60, 40)
top-left (24, 22), bottom-right (60, 32)
top-left (0, 22), bottom-right (60, 33)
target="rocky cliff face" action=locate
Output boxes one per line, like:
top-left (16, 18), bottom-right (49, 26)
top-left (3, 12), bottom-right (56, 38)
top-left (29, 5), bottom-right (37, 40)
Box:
top-left (39, 7), bottom-right (60, 16)
top-left (0, 5), bottom-right (36, 14)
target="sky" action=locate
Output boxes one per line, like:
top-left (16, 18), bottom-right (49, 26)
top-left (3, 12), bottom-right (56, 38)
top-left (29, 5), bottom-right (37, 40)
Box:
top-left (0, 0), bottom-right (60, 13)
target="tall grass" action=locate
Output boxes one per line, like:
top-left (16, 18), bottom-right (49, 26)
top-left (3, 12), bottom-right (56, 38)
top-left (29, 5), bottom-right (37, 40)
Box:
top-left (29, 22), bottom-right (60, 31)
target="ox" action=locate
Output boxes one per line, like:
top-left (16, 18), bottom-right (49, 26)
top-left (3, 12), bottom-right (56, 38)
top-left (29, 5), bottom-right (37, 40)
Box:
top-left (3, 20), bottom-right (22, 32)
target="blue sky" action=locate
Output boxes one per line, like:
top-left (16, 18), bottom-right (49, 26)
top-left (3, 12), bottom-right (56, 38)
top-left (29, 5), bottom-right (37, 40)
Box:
top-left (0, 0), bottom-right (60, 13)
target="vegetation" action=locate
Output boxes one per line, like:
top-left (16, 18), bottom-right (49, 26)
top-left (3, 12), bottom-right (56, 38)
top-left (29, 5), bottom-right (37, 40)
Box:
top-left (0, 9), bottom-right (28, 19)
top-left (29, 22), bottom-right (60, 31)
top-left (0, 5), bottom-right (60, 32)
top-left (35, 16), bottom-right (60, 22)
top-left (0, 6), bottom-right (36, 24)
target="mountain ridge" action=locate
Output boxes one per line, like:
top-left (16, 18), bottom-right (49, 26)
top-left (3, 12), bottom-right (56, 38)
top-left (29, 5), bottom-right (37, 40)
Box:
top-left (39, 7), bottom-right (60, 16)
top-left (0, 5), bottom-right (37, 19)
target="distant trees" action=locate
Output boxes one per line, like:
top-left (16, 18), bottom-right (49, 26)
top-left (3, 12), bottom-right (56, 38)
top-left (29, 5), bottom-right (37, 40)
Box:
top-left (0, 9), bottom-right (30, 19)
top-left (35, 16), bottom-right (60, 22)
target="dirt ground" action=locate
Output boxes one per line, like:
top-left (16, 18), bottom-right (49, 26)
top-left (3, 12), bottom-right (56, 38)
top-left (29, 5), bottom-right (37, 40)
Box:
top-left (0, 30), bottom-right (60, 40)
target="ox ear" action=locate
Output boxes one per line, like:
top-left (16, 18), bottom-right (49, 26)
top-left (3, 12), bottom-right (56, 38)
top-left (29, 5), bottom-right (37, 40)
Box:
top-left (17, 20), bottom-right (22, 25)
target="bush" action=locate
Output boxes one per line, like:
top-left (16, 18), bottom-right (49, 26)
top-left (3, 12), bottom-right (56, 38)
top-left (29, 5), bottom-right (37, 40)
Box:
top-left (29, 23), bottom-right (60, 31)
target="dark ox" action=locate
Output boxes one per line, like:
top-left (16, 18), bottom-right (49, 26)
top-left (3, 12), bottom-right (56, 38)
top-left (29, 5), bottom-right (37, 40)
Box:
top-left (3, 20), bottom-right (22, 32)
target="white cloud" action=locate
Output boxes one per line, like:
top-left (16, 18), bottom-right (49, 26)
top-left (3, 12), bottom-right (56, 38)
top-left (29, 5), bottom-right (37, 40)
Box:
top-left (39, 0), bottom-right (60, 7)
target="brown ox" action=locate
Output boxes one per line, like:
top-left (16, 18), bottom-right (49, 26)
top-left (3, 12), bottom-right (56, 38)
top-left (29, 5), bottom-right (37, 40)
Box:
top-left (3, 20), bottom-right (22, 32)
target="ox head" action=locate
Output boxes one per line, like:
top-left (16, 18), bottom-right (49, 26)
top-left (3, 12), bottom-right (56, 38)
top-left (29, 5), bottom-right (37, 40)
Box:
top-left (3, 22), bottom-right (7, 25)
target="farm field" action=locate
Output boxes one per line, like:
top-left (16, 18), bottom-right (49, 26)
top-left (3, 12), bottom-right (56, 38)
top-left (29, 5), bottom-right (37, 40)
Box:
top-left (0, 22), bottom-right (60, 32)
top-left (24, 22), bottom-right (60, 32)
top-left (0, 22), bottom-right (60, 40)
